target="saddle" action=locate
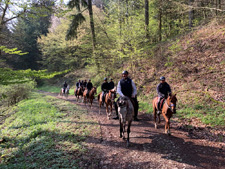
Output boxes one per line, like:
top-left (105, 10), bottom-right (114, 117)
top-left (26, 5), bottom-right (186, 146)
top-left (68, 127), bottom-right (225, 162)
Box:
top-left (158, 98), bottom-right (165, 111)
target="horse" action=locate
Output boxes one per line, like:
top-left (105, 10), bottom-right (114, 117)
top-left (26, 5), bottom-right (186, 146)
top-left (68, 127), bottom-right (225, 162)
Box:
top-left (59, 85), bottom-right (70, 98)
top-left (152, 93), bottom-right (177, 135)
top-left (98, 88), bottom-right (116, 119)
top-left (74, 86), bottom-right (84, 102)
top-left (83, 87), bottom-right (96, 108)
top-left (117, 96), bottom-right (134, 147)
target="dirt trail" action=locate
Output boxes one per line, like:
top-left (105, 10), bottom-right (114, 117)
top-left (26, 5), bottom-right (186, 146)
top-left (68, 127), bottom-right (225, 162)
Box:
top-left (42, 92), bottom-right (225, 169)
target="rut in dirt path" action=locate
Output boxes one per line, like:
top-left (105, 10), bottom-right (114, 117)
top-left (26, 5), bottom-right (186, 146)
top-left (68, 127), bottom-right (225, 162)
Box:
top-left (43, 92), bottom-right (225, 169)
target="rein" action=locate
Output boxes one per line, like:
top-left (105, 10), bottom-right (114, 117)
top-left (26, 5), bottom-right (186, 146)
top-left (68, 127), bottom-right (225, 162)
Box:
top-left (165, 99), bottom-right (175, 111)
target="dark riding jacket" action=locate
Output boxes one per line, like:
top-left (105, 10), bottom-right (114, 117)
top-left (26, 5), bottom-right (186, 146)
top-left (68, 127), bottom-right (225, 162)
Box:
top-left (101, 82), bottom-right (110, 92)
top-left (120, 78), bottom-right (132, 97)
top-left (109, 81), bottom-right (114, 90)
top-left (63, 83), bottom-right (68, 88)
top-left (157, 82), bottom-right (171, 98)
top-left (87, 82), bottom-right (93, 90)
top-left (76, 82), bottom-right (81, 88)
top-left (83, 82), bottom-right (87, 88)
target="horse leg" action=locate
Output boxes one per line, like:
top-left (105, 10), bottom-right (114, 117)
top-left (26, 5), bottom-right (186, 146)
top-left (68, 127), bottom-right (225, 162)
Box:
top-left (119, 120), bottom-right (123, 138)
top-left (106, 104), bottom-right (110, 120)
top-left (167, 119), bottom-right (171, 135)
top-left (158, 113), bottom-right (161, 124)
top-left (127, 120), bottom-right (132, 147)
top-left (153, 107), bottom-right (157, 129)
top-left (123, 122), bottom-right (126, 140)
top-left (109, 103), bottom-right (112, 118)
top-left (162, 112), bottom-right (169, 135)
top-left (99, 101), bottom-right (101, 115)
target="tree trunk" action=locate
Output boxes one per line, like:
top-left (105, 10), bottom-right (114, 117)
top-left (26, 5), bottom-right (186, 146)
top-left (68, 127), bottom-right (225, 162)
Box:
top-left (145, 0), bottom-right (149, 38)
top-left (158, 3), bottom-right (162, 42)
top-left (88, 0), bottom-right (96, 49)
top-left (189, 0), bottom-right (194, 29)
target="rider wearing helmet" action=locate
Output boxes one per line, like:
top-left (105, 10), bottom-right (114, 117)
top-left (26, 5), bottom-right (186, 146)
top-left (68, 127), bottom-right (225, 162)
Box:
top-left (83, 79), bottom-right (87, 88)
top-left (101, 77), bottom-right (110, 103)
top-left (86, 79), bottom-right (93, 97)
top-left (157, 76), bottom-right (172, 113)
top-left (114, 71), bottom-right (139, 121)
top-left (63, 81), bottom-right (68, 94)
top-left (75, 79), bottom-right (81, 96)
top-left (109, 78), bottom-right (115, 90)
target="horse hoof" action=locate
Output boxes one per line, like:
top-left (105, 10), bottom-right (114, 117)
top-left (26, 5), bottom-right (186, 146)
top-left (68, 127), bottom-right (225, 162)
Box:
top-left (154, 124), bottom-right (157, 129)
top-left (126, 142), bottom-right (130, 147)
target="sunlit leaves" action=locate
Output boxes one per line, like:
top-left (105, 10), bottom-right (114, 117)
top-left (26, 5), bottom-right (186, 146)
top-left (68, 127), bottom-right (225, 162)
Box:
top-left (0, 46), bottom-right (28, 55)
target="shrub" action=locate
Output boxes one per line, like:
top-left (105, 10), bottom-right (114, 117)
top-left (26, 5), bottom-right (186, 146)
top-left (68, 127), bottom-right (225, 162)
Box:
top-left (0, 81), bottom-right (36, 106)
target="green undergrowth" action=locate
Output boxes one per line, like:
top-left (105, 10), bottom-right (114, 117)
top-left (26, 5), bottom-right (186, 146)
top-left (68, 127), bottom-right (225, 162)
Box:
top-left (0, 92), bottom-right (99, 168)
top-left (138, 97), bottom-right (224, 127)
top-left (177, 103), bottom-right (225, 127)
top-left (37, 85), bottom-right (75, 96)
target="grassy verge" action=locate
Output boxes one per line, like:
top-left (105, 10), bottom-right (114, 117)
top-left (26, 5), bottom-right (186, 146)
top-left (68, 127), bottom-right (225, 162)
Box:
top-left (138, 98), bottom-right (225, 127)
top-left (37, 85), bottom-right (75, 96)
top-left (0, 92), bottom-right (100, 168)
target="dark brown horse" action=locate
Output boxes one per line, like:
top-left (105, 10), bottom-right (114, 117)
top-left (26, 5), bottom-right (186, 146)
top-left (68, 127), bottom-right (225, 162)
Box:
top-left (83, 87), bottom-right (96, 108)
top-left (152, 93), bottom-right (177, 135)
top-left (98, 88), bottom-right (116, 119)
top-left (74, 86), bottom-right (84, 102)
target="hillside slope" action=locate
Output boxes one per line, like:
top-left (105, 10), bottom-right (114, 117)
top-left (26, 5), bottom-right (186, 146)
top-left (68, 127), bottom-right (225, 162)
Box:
top-left (132, 21), bottom-right (225, 126)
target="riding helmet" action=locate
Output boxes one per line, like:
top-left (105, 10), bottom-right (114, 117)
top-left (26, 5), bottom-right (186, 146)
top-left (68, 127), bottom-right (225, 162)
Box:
top-left (160, 76), bottom-right (166, 80)
top-left (104, 77), bottom-right (107, 81)
top-left (122, 70), bottom-right (128, 75)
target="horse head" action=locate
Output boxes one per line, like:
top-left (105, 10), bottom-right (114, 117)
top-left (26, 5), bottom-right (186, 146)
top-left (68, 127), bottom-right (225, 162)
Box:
top-left (109, 89), bottom-right (116, 102)
top-left (91, 87), bottom-right (96, 96)
top-left (167, 94), bottom-right (177, 114)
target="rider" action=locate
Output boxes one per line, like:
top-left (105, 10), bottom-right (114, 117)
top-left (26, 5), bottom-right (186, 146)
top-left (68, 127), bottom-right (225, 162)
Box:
top-left (114, 71), bottom-right (139, 121)
top-left (109, 78), bottom-right (115, 90)
top-left (86, 79), bottom-right (93, 97)
top-left (156, 76), bottom-right (172, 114)
top-left (81, 80), bottom-right (84, 88)
top-left (63, 81), bottom-right (68, 94)
top-left (75, 79), bottom-right (81, 96)
top-left (83, 79), bottom-right (87, 88)
top-left (101, 77), bottom-right (110, 103)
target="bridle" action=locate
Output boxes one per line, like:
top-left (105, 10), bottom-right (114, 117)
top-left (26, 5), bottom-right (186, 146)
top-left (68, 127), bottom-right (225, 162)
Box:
top-left (165, 97), bottom-right (176, 113)
top-left (108, 90), bottom-right (116, 103)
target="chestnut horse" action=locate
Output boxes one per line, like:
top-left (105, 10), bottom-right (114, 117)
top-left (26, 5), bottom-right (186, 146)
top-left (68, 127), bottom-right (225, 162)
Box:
top-left (83, 87), bottom-right (96, 108)
top-left (74, 86), bottom-right (84, 102)
top-left (98, 88), bottom-right (116, 119)
top-left (152, 93), bottom-right (177, 135)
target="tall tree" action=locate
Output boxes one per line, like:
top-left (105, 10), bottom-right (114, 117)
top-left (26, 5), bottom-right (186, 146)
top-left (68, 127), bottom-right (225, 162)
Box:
top-left (66, 0), bottom-right (96, 49)
top-left (11, 0), bottom-right (55, 70)
top-left (145, 0), bottom-right (149, 38)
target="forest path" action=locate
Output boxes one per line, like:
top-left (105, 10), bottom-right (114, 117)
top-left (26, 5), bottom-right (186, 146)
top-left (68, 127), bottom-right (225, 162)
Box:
top-left (41, 91), bottom-right (224, 169)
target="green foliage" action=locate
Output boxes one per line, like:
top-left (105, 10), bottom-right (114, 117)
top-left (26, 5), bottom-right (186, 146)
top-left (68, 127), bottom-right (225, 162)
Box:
top-left (0, 81), bottom-right (35, 106)
top-left (0, 46), bottom-right (28, 55)
top-left (0, 93), bottom-right (99, 168)
top-left (177, 103), bottom-right (225, 127)
top-left (139, 101), bottom-right (153, 114)
top-left (0, 68), bottom-right (69, 85)
top-left (37, 85), bottom-right (61, 93)
top-left (9, 0), bottom-right (55, 70)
